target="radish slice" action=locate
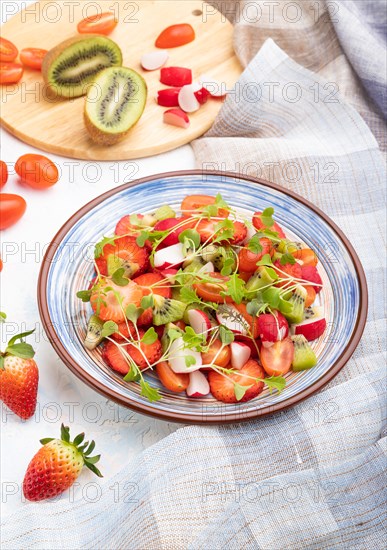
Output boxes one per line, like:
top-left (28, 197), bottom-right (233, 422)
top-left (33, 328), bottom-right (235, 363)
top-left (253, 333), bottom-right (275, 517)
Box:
top-left (187, 309), bottom-right (211, 336)
top-left (216, 305), bottom-right (249, 335)
top-left (178, 84), bottom-right (201, 113)
top-left (199, 74), bottom-right (226, 97)
top-left (141, 50), bottom-right (169, 71)
top-left (230, 342), bottom-right (251, 370)
top-left (154, 242), bottom-right (185, 268)
top-left (187, 370), bottom-right (210, 397)
top-left (160, 67), bottom-right (192, 87)
top-left (163, 108), bottom-right (190, 129)
top-left (194, 87), bottom-right (210, 104)
top-left (198, 261), bottom-right (215, 274)
top-left (157, 88), bottom-right (180, 107)
top-left (169, 337), bottom-right (202, 373)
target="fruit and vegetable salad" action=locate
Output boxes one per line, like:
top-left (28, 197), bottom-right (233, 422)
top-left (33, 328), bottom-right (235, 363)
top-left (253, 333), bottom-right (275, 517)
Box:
top-left (77, 194), bottom-right (326, 404)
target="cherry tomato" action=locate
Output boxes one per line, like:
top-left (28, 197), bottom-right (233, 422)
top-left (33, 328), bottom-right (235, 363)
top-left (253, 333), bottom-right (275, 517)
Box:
top-left (77, 12), bottom-right (118, 35)
top-left (0, 38), bottom-right (18, 62)
top-left (0, 63), bottom-right (24, 84)
top-left (0, 194), bottom-right (27, 230)
top-left (201, 339), bottom-right (231, 368)
top-left (238, 237), bottom-right (273, 272)
top-left (252, 211), bottom-right (286, 238)
top-left (194, 273), bottom-right (233, 304)
top-left (20, 48), bottom-right (48, 70)
top-left (181, 194), bottom-right (229, 217)
top-left (15, 154), bottom-right (59, 189)
top-left (292, 248), bottom-right (318, 267)
top-left (155, 23), bottom-right (195, 48)
top-left (155, 361), bottom-right (189, 392)
top-left (260, 337), bottom-right (294, 377)
top-left (0, 161), bottom-right (8, 188)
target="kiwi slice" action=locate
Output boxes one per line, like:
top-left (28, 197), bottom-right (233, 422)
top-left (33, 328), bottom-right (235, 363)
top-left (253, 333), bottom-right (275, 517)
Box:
top-left (152, 295), bottom-right (186, 326)
top-left (245, 266), bottom-right (278, 294)
top-left (291, 335), bottom-right (317, 371)
top-left (284, 285), bottom-right (307, 324)
top-left (84, 315), bottom-right (104, 350)
top-left (84, 67), bottom-right (147, 145)
top-left (277, 240), bottom-right (302, 254)
top-left (201, 245), bottom-right (236, 272)
top-left (42, 35), bottom-right (122, 98)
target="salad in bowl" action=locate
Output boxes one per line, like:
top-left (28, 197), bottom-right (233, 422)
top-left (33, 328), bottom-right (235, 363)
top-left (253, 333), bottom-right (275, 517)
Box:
top-left (77, 193), bottom-right (326, 404)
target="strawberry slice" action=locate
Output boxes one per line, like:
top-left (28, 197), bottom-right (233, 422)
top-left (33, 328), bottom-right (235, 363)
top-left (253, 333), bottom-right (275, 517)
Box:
top-left (196, 219), bottom-right (247, 244)
top-left (134, 272), bottom-right (172, 326)
top-left (274, 260), bottom-right (302, 288)
top-left (96, 236), bottom-right (149, 278)
top-left (301, 265), bottom-right (323, 294)
top-left (102, 331), bottom-right (162, 373)
top-left (115, 214), bottom-right (144, 236)
top-left (111, 320), bottom-right (136, 341)
top-left (208, 359), bottom-right (265, 403)
top-left (90, 278), bottom-right (143, 323)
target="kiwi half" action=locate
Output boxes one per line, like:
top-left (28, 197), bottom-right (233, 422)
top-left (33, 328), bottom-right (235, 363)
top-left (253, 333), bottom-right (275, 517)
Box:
top-left (84, 67), bottom-right (147, 145)
top-left (42, 35), bottom-right (122, 98)
top-left (152, 295), bottom-right (186, 326)
top-left (84, 315), bottom-right (104, 350)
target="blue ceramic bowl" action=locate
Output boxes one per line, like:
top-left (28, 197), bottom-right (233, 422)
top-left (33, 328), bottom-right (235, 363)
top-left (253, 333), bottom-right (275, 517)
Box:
top-left (38, 171), bottom-right (367, 424)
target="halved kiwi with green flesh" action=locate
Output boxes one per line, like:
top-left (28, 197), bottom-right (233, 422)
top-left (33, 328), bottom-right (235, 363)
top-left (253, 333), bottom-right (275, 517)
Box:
top-left (42, 35), bottom-right (122, 98)
top-left (84, 67), bottom-right (147, 145)
top-left (152, 295), bottom-right (186, 326)
top-left (84, 315), bottom-right (104, 350)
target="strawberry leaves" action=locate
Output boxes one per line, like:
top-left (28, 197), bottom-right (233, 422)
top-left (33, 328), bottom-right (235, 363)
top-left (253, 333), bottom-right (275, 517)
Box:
top-left (2, 329), bottom-right (36, 361)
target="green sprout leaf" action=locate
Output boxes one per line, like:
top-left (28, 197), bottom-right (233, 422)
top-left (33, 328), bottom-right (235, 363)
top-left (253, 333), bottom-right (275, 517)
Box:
top-left (260, 207), bottom-right (274, 227)
top-left (136, 230), bottom-right (150, 248)
top-left (141, 295), bottom-right (154, 310)
top-left (178, 229), bottom-right (201, 249)
top-left (125, 304), bottom-right (140, 324)
top-left (141, 327), bottom-right (158, 345)
top-left (234, 383), bottom-right (253, 401)
top-left (280, 253), bottom-right (296, 265)
top-left (247, 234), bottom-right (263, 254)
top-left (219, 325), bottom-right (235, 345)
top-left (77, 290), bottom-right (92, 303)
top-left (182, 326), bottom-right (205, 350)
top-left (256, 254), bottom-right (273, 266)
top-left (124, 365), bottom-right (141, 382)
top-left (180, 286), bottom-right (201, 304)
top-left (140, 379), bottom-right (161, 402)
top-left (264, 376), bottom-right (286, 393)
top-left (221, 257), bottom-right (235, 276)
top-left (185, 355), bottom-right (196, 368)
top-left (94, 236), bottom-right (116, 259)
top-left (111, 268), bottom-right (129, 287)
top-left (101, 321), bottom-right (118, 339)
top-left (224, 273), bottom-right (245, 304)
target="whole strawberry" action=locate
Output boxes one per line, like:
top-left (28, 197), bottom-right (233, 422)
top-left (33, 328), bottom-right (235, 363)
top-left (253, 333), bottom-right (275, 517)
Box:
top-left (0, 327), bottom-right (38, 419)
top-left (23, 424), bottom-right (102, 501)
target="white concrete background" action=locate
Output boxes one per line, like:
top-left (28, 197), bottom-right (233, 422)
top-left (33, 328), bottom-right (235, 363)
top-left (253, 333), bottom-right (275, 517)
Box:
top-left (1, 1), bottom-right (195, 516)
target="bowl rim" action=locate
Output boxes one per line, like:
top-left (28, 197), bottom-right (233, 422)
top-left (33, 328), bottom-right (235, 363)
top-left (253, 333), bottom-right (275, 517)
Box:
top-left (37, 170), bottom-right (368, 424)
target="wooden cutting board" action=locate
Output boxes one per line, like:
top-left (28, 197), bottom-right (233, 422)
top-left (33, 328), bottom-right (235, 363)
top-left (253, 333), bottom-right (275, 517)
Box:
top-left (0, 0), bottom-right (242, 160)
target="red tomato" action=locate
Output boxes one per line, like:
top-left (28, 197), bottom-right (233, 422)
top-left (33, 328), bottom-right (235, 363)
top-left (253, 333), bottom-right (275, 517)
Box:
top-left (155, 361), bottom-right (189, 393)
top-left (292, 248), bottom-right (318, 267)
top-left (181, 194), bottom-right (228, 217)
top-left (20, 48), bottom-right (48, 70)
top-left (0, 38), bottom-right (18, 62)
top-left (0, 63), bottom-right (24, 84)
top-left (194, 273), bottom-right (233, 304)
top-left (238, 237), bottom-right (273, 272)
top-left (155, 24), bottom-right (195, 48)
top-left (15, 154), bottom-right (59, 189)
top-left (0, 161), bottom-right (8, 188)
top-left (77, 12), bottom-right (118, 35)
top-left (0, 194), bottom-right (27, 230)
top-left (260, 337), bottom-right (294, 376)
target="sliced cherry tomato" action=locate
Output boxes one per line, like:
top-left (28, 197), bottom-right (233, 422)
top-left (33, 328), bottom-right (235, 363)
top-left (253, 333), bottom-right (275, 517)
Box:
top-left (155, 24), bottom-right (195, 48)
top-left (181, 194), bottom-right (229, 217)
top-left (252, 211), bottom-right (286, 238)
top-left (0, 194), bottom-right (27, 230)
top-left (238, 237), bottom-right (273, 272)
top-left (155, 361), bottom-right (189, 392)
top-left (77, 12), bottom-right (118, 35)
top-left (194, 272), bottom-right (233, 304)
top-left (201, 339), bottom-right (231, 367)
top-left (20, 48), bottom-right (48, 70)
top-left (292, 248), bottom-right (318, 267)
top-left (260, 337), bottom-right (294, 376)
top-left (233, 302), bottom-right (260, 338)
top-left (0, 38), bottom-right (18, 62)
top-left (0, 161), bottom-right (8, 188)
top-left (15, 154), bottom-right (58, 189)
top-left (0, 63), bottom-right (24, 84)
